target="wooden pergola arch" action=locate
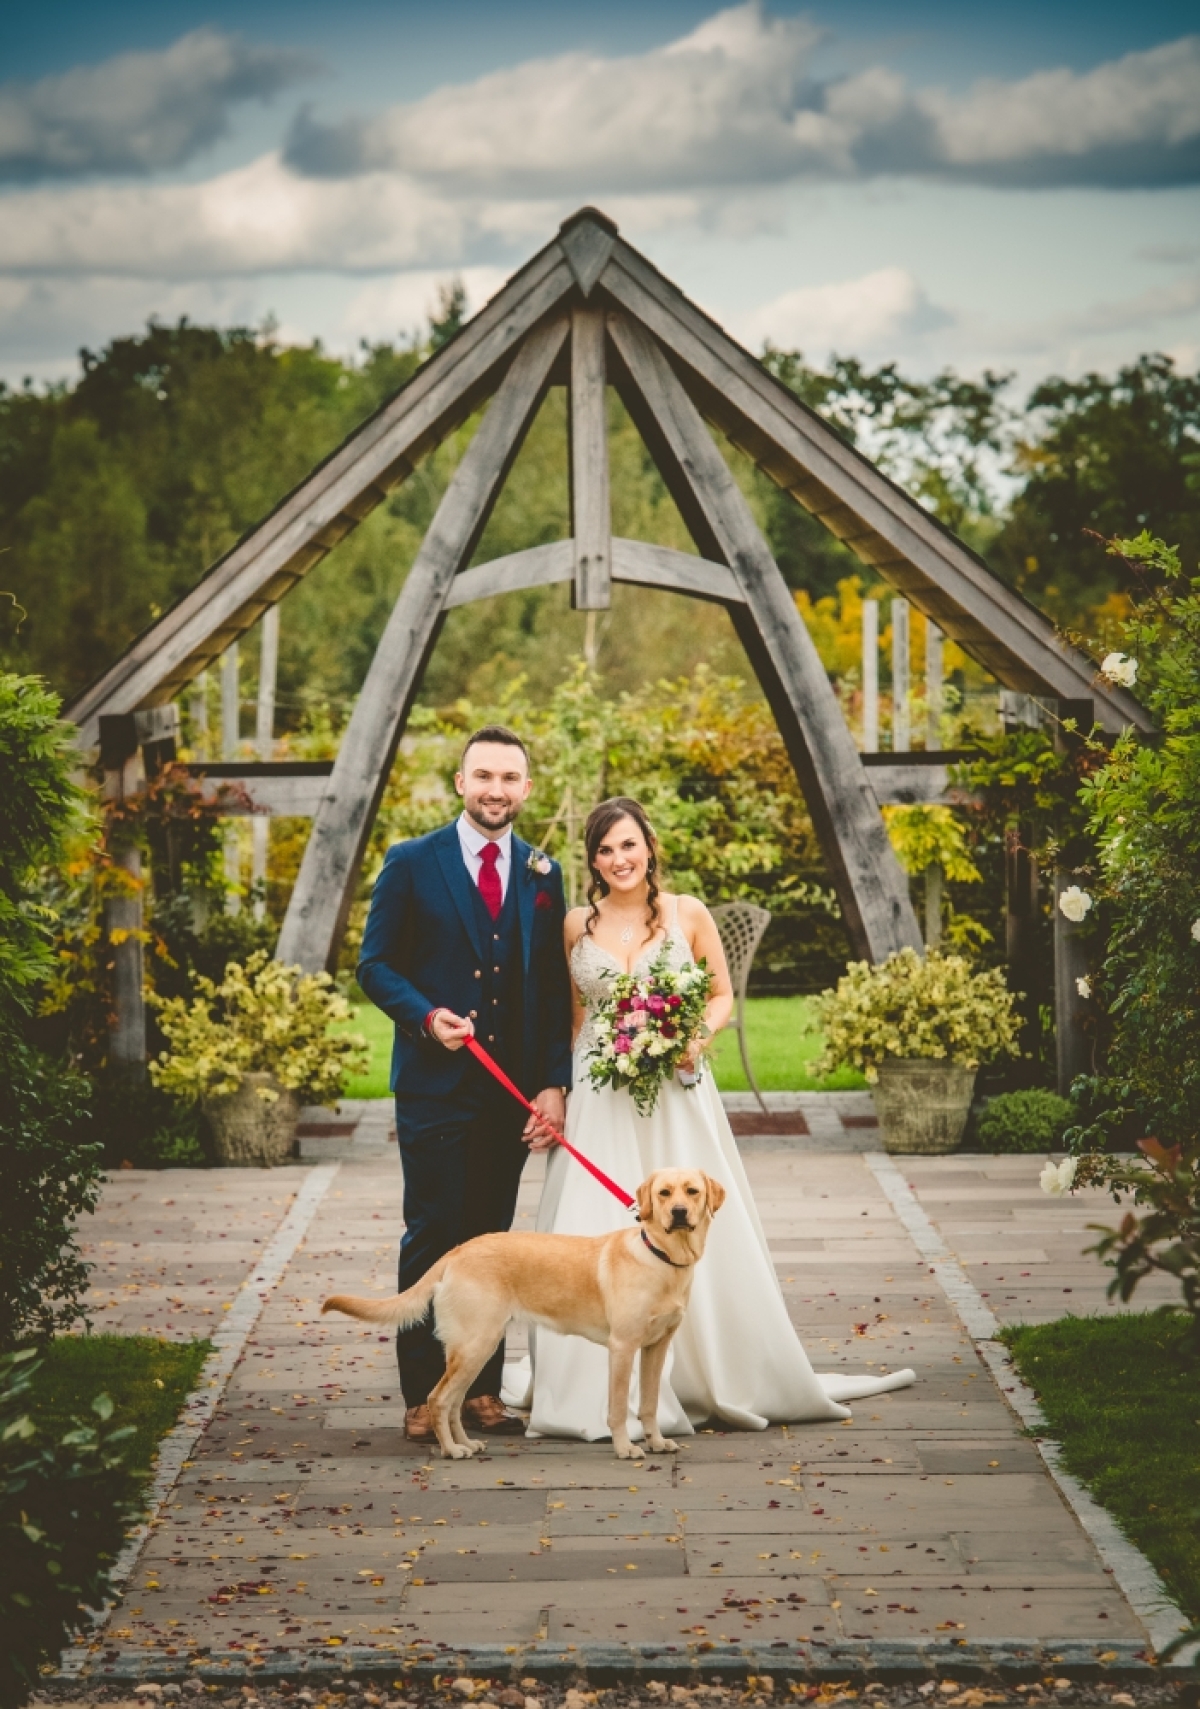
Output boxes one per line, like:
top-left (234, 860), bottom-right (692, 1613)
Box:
top-left (68, 208), bottom-right (1150, 1008)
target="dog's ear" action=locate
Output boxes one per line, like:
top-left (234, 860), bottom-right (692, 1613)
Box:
top-left (635, 1174), bottom-right (656, 1224)
top-left (703, 1173), bottom-right (727, 1215)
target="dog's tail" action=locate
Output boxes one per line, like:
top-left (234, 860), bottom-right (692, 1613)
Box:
top-left (322, 1250), bottom-right (452, 1329)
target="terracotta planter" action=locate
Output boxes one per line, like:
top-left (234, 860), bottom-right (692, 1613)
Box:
top-left (871, 1058), bottom-right (977, 1155)
top-left (202, 1072), bottom-right (301, 1167)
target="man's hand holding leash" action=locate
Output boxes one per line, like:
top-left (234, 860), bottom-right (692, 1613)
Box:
top-left (428, 1007), bottom-right (563, 1151)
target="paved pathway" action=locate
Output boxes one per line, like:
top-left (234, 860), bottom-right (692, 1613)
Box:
top-left (72, 1103), bottom-right (1177, 1682)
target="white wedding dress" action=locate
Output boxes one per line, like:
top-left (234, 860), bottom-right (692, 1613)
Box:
top-left (505, 902), bottom-right (915, 1442)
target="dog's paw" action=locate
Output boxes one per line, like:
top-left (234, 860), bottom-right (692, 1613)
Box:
top-left (442, 1443), bottom-right (473, 1460)
top-left (647, 1436), bottom-right (679, 1454)
top-left (467, 1438), bottom-right (485, 1454)
top-left (614, 1440), bottom-right (644, 1461)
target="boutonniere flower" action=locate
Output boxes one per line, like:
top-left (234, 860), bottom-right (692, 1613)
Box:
top-left (526, 847), bottom-right (552, 876)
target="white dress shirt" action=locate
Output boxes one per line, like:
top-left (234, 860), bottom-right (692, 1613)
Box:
top-left (456, 813), bottom-right (513, 904)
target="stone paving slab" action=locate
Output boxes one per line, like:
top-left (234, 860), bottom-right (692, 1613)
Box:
top-left (69, 1120), bottom-right (1174, 1682)
top-left (897, 1156), bottom-right (1178, 1324)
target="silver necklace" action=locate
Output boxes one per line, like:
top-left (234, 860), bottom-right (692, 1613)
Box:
top-left (619, 923), bottom-right (634, 944)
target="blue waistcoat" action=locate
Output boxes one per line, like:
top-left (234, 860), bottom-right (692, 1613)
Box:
top-left (468, 867), bottom-right (524, 1078)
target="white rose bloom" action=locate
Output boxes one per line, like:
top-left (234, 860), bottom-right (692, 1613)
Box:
top-left (1039, 1157), bottom-right (1077, 1196)
top-left (1192, 919), bottom-right (1200, 943)
top-left (1100, 652), bottom-right (1138, 688)
top-left (1058, 885), bottom-right (1093, 923)
top-left (1076, 976), bottom-right (1092, 999)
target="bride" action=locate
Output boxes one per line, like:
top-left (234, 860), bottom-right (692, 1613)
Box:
top-left (513, 796), bottom-right (915, 1443)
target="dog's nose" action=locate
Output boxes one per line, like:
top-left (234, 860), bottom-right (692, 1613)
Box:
top-left (670, 1204), bottom-right (690, 1225)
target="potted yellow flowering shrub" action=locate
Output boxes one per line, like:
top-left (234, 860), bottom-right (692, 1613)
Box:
top-left (816, 947), bottom-right (1019, 1154)
top-left (149, 952), bottom-right (369, 1165)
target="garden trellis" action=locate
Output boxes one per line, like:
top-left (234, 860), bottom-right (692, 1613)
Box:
top-left (64, 209), bottom-right (1152, 1080)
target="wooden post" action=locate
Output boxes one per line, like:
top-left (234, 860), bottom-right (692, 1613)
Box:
top-left (924, 862), bottom-right (943, 948)
top-left (190, 670), bottom-right (209, 759)
top-left (925, 617), bottom-right (943, 749)
top-left (608, 311), bottom-right (920, 965)
top-left (861, 597), bottom-right (879, 752)
top-left (570, 305), bottom-right (611, 612)
top-left (277, 314), bottom-right (570, 973)
top-left (1006, 825), bottom-right (1040, 1066)
top-left (221, 643), bottom-right (241, 910)
top-left (892, 597), bottom-right (910, 753)
top-left (1053, 698), bottom-right (1094, 1097)
top-left (99, 715), bottom-right (146, 1080)
top-left (1054, 873), bottom-right (1092, 1097)
top-left (251, 606), bottom-right (279, 921)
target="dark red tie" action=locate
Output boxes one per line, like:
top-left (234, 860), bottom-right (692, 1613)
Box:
top-left (478, 841), bottom-right (502, 920)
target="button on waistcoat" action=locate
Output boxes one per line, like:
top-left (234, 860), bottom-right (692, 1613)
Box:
top-left (469, 873), bottom-right (524, 1079)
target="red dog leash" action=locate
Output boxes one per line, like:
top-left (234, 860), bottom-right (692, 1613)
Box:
top-left (463, 1035), bottom-right (636, 1213)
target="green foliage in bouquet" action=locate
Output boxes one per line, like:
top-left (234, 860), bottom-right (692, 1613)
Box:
top-left (815, 946), bottom-right (1020, 1083)
top-left (585, 950), bottom-right (713, 1118)
top-left (149, 950), bottom-right (368, 1108)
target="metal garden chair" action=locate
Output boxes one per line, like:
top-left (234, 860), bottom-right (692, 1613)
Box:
top-left (710, 902), bottom-right (771, 1115)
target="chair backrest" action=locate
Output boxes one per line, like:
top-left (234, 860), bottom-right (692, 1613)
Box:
top-left (710, 902), bottom-right (772, 1010)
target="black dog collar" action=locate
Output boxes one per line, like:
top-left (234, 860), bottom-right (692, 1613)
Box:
top-left (640, 1227), bottom-right (691, 1268)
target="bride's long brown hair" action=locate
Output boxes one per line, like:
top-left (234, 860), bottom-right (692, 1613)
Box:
top-left (583, 797), bottom-right (661, 942)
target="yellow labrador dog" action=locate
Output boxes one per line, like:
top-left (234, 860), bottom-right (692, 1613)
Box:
top-left (323, 1168), bottom-right (724, 1461)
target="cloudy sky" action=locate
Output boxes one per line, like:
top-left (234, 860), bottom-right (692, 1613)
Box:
top-left (2, 0), bottom-right (1199, 389)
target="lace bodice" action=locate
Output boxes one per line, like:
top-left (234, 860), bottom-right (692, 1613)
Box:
top-left (571, 899), bottom-right (692, 1061)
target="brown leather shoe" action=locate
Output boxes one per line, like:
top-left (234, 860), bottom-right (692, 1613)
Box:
top-left (462, 1394), bottom-right (525, 1434)
top-left (403, 1403), bottom-right (435, 1443)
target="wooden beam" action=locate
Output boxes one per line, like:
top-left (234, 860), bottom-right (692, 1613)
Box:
top-left (64, 246), bottom-right (579, 749)
top-left (611, 538), bottom-right (742, 605)
top-left (276, 313), bottom-right (571, 973)
top-left (592, 228), bottom-right (1150, 736)
top-left (187, 763), bottom-right (332, 818)
top-left (609, 310), bottom-right (921, 964)
top-left (569, 306), bottom-right (611, 610)
top-left (443, 537), bottom-right (743, 610)
top-left (444, 540), bottom-right (572, 608)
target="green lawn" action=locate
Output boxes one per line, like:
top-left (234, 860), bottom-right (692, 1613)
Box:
top-left (24, 1335), bottom-right (212, 1475)
top-left (1004, 1313), bottom-right (1200, 1623)
top-left (339, 993), bottom-right (865, 1099)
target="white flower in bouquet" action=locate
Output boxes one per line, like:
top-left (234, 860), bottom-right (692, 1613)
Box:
top-left (1058, 885), bottom-right (1093, 923)
top-left (1076, 976), bottom-right (1091, 999)
top-left (1039, 1158), bottom-right (1077, 1196)
top-left (1100, 652), bottom-right (1138, 688)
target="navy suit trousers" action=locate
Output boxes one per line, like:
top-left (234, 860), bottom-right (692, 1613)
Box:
top-left (394, 1084), bottom-right (529, 1405)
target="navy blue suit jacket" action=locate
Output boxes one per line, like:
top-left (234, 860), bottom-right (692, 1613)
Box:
top-left (357, 822), bottom-right (574, 1100)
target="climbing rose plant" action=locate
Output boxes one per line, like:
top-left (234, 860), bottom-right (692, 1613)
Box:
top-left (1057, 531), bottom-right (1200, 1335)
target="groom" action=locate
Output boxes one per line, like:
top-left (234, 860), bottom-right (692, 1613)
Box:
top-left (357, 725), bottom-right (573, 1442)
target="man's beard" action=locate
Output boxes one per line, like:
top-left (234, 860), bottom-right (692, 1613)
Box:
top-left (464, 794), bottom-right (521, 832)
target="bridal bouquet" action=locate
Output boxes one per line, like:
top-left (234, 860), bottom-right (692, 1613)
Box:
top-left (586, 950), bottom-right (714, 1116)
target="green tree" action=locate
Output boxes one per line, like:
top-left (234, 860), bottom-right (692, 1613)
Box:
top-left (991, 355), bottom-right (1200, 622)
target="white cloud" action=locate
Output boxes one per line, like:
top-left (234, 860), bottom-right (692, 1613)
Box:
top-left (0, 29), bottom-right (313, 182)
top-left (928, 39), bottom-right (1200, 185)
top-left (0, 152), bottom-right (470, 277)
top-left (335, 267), bottom-right (512, 347)
top-left (741, 266), bottom-right (947, 358)
top-left (284, 3), bottom-right (1200, 194)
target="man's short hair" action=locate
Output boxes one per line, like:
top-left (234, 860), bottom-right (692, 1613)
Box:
top-left (459, 724), bottom-right (531, 772)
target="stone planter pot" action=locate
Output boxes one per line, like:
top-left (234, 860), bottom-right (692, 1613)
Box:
top-left (871, 1058), bottom-right (977, 1155)
top-left (202, 1072), bottom-right (301, 1167)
